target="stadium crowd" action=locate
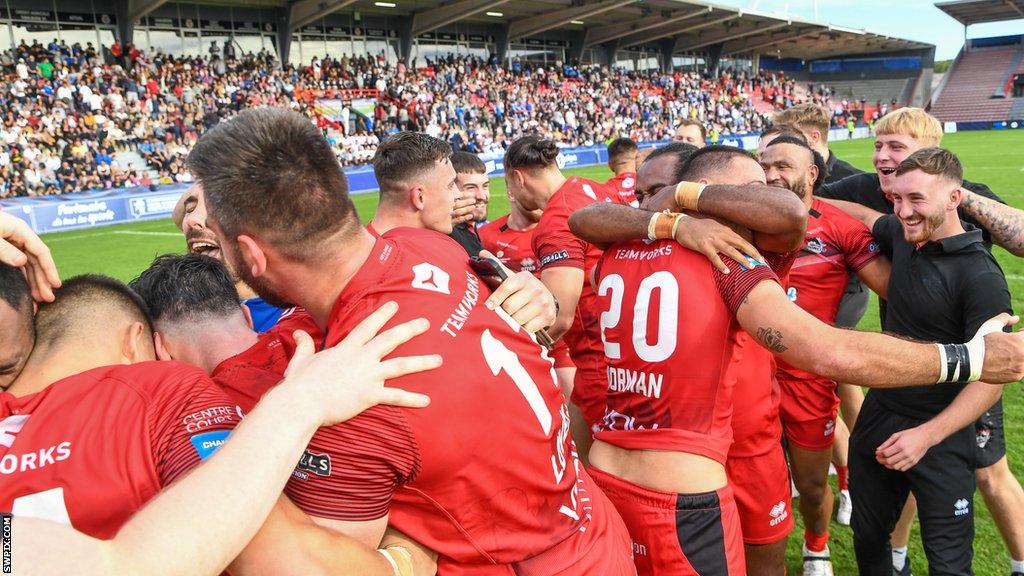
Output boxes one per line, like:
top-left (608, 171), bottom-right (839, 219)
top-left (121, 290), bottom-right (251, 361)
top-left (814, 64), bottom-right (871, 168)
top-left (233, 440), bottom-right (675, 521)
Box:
top-left (0, 39), bottom-right (791, 198)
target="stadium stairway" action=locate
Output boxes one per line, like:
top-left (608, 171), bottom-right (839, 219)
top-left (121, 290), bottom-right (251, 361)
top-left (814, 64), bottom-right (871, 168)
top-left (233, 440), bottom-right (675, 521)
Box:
top-left (930, 46), bottom-right (1022, 122)
top-left (113, 150), bottom-right (157, 179)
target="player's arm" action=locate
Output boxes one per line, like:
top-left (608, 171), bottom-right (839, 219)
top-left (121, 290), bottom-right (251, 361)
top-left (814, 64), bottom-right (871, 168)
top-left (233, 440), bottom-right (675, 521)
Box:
top-left (12, 304), bottom-right (439, 576)
top-left (820, 198), bottom-right (885, 231)
top-left (875, 381), bottom-right (1001, 471)
top-left (734, 280), bottom-right (1024, 387)
top-left (644, 181), bottom-right (808, 253)
top-left (541, 267), bottom-right (584, 341)
top-left (958, 189), bottom-right (1024, 256)
top-left (855, 255), bottom-right (891, 300)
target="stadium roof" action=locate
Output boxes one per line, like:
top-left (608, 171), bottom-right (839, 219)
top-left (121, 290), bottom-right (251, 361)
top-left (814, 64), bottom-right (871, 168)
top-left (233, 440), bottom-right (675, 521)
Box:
top-left (132, 0), bottom-right (931, 59)
top-left (935, 0), bottom-right (1024, 25)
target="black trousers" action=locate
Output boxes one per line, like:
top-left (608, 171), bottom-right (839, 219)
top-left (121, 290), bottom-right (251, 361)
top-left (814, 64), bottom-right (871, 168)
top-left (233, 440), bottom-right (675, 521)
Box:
top-left (850, 393), bottom-right (977, 576)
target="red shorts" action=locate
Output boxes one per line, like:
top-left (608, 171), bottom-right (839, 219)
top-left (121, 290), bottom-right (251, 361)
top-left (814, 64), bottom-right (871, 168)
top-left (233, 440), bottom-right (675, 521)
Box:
top-left (725, 446), bottom-right (794, 545)
top-left (550, 340), bottom-right (575, 369)
top-left (589, 466), bottom-right (745, 576)
top-left (513, 468), bottom-right (636, 576)
top-left (779, 377), bottom-right (840, 451)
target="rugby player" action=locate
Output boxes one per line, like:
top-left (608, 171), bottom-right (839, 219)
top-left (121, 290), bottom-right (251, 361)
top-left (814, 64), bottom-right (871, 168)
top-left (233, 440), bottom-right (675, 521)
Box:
top-left (503, 135), bottom-right (628, 441)
top-left (368, 133), bottom-right (556, 340)
top-left (10, 301), bottom-right (435, 576)
top-left (0, 273), bottom-right (441, 576)
top-left (820, 107), bottom-right (1024, 576)
top-left (772, 103), bottom-right (862, 183)
top-left (173, 184), bottom-right (285, 332)
top-left (760, 135), bottom-right (890, 575)
top-left (673, 118), bottom-right (707, 147)
top-left (478, 188), bottom-right (577, 404)
top-left (568, 146), bottom-right (1024, 576)
top-left (0, 263), bottom-right (33, 390)
top-left (187, 108), bottom-right (637, 575)
top-left (368, 132), bottom-right (475, 240)
top-left (604, 138), bottom-right (639, 206)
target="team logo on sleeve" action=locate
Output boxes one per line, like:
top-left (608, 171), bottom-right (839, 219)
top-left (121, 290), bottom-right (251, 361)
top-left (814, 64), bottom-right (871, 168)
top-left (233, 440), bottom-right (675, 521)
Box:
top-left (297, 450), bottom-right (332, 477)
top-left (737, 256), bottom-right (767, 271)
top-left (190, 430), bottom-right (231, 460)
top-left (411, 263), bottom-right (451, 295)
top-left (868, 241), bottom-right (880, 253)
top-left (540, 250), bottom-right (570, 266)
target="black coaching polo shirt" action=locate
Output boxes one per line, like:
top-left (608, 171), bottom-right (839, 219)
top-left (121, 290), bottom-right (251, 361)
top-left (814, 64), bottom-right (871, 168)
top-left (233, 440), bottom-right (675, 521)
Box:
top-left (869, 215), bottom-right (1012, 420)
top-left (824, 150), bottom-right (862, 184)
top-left (817, 173), bottom-right (1004, 244)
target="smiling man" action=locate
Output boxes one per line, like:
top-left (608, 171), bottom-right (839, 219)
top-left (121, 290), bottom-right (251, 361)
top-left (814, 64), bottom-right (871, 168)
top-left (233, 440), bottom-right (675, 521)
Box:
top-left (172, 184), bottom-right (285, 332)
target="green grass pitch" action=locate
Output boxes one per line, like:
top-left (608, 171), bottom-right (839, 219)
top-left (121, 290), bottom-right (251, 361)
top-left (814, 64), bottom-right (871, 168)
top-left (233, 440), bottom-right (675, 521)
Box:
top-left (43, 130), bottom-right (1024, 574)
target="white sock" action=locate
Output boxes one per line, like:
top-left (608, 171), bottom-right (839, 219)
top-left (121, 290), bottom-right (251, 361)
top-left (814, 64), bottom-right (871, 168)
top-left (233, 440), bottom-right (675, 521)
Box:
top-left (1011, 558), bottom-right (1024, 573)
top-left (892, 547), bottom-right (908, 571)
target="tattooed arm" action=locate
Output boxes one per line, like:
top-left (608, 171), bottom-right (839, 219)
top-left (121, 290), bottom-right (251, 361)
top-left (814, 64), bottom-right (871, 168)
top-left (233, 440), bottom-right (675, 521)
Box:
top-left (959, 190), bottom-right (1024, 256)
top-left (733, 280), bottom-right (1024, 387)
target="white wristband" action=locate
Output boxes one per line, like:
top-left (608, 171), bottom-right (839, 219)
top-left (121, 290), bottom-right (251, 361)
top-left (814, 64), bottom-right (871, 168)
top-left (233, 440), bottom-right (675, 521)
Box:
top-left (967, 317), bottom-right (1005, 382)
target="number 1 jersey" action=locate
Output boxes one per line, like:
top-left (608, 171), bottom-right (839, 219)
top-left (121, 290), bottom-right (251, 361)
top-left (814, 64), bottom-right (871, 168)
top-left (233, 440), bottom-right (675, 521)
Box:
top-left (284, 228), bottom-right (632, 573)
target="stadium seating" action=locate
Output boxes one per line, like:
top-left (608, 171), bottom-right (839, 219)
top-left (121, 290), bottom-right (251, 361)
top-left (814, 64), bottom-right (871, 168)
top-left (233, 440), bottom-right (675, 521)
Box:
top-left (810, 78), bottom-right (913, 107)
top-left (930, 46), bottom-right (1023, 122)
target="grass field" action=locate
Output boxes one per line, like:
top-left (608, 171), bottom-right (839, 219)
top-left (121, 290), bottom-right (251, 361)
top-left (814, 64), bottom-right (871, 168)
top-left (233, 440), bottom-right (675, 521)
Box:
top-left (43, 130), bottom-right (1024, 575)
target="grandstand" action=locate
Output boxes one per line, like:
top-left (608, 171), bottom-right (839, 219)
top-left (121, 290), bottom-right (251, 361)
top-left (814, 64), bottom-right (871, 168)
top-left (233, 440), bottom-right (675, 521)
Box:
top-left (1, 0), bottom-right (935, 213)
top-left (931, 0), bottom-right (1024, 122)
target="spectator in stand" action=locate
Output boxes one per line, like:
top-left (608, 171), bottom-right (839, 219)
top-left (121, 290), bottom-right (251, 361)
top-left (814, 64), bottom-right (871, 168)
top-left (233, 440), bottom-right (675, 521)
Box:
top-left (673, 118), bottom-right (707, 147)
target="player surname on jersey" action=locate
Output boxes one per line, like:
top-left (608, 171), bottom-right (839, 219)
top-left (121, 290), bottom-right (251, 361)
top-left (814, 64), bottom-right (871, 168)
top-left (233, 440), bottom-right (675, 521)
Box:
top-left (607, 367), bottom-right (664, 399)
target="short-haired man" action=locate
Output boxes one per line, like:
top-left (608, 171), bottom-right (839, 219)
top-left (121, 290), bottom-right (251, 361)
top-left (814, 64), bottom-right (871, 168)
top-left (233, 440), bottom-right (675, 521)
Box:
top-left (759, 135), bottom-right (890, 576)
top-left (773, 103), bottom-right (861, 184)
top-left (605, 138), bottom-right (639, 206)
top-left (172, 184), bottom-right (284, 332)
top-left (837, 148), bottom-right (1013, 576)
top-left (820, 107), bottom-right (1024, 576)
top-left (634, 142), bottom-right (699, 205)
top-left (756, 124), bottom-right (809, 158)
top-left (565, 146), bottom-right (1024, 576)
top-left (673, 118), bottom-right (707, 147)
top-left (0, 263), bottom-right (34, 389)
top-left (448, 151), bottom-right (488, 255)
top-left (187, 108), bottom-right (636, 574)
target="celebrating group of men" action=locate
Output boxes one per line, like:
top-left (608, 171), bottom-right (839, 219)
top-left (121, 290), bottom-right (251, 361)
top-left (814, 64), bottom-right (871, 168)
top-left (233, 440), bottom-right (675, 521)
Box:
top-left (1, 102), bottom-right (1024, 576)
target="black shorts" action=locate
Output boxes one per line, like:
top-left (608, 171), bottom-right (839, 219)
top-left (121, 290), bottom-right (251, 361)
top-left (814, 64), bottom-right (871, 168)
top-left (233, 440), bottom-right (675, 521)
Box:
top-left (975, 398), bottom-right (1006, 469)
top-left (835, 275), bottom-right (870, 328)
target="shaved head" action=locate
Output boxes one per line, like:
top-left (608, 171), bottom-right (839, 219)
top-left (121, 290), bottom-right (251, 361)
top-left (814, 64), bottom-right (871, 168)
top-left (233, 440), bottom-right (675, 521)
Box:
top-left (35, 275), bottom-right (153, 349)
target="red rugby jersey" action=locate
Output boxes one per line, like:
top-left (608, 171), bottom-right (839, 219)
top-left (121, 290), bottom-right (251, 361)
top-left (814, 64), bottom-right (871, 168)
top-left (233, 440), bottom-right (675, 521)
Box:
top-left (592, 240), bottom-right (778, 464)
top-left (285, 229), bottom-right (614, 570)
top-left (478, 214), bottom-right (539, 274)
top-left (532, 177), bottom-right (620, 404)
top-left (0, 362), bottom-right (240, 538)
top-left (776, 199), bottom-right (880, 381)
top-left (212, 307), bottom-right (322, 412)
top-left (728, 251), bottom-right (797, 457)
top-left (604, 172), bottom-right (638, 206)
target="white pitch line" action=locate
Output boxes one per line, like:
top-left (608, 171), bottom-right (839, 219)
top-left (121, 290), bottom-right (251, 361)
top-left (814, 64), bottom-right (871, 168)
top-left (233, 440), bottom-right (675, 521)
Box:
top-left (1007, 274), bottom-right (1024, 281)
top-left (45, 230), bottom-right (180, 242)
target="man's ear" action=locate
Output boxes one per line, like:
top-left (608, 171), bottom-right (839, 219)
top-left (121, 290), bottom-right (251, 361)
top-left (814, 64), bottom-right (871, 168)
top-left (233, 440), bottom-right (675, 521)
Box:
top-left (409, 185), bottom-right (427, 211)
top-left (237, 234), bottom-right (268, 279)
top-left (949, 185), bottom-right (963, 209)
top-left (240, 303), bottom-right (254, 330)
top-left (153, 331), bottom-right (174, 361)
top-left (807, 163), bottom-right (820, 187)
top-left (698, 178), bottom-right (711, 185)
top-left (122, 321), bottom-right (154, 364)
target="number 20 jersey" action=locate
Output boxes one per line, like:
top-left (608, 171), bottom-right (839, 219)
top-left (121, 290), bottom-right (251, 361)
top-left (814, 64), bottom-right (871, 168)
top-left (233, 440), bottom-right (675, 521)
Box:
top-left (285, 228), bottom-right (632, 573)
top-left (593, 239), bottom-right (779, 464)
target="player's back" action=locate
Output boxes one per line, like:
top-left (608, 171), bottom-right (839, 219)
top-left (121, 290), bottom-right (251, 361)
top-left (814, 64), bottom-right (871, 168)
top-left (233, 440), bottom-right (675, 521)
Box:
top-left (604, 172), bottom-right (637, 206)
top-left (478, 215), bottom-right (538, 274)
top-left (285, 229), bottom-right (632, 573)
top-left (0, 362), bottom-right (239, 538)
top-left (593, 239), bottom-right (769, 464)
